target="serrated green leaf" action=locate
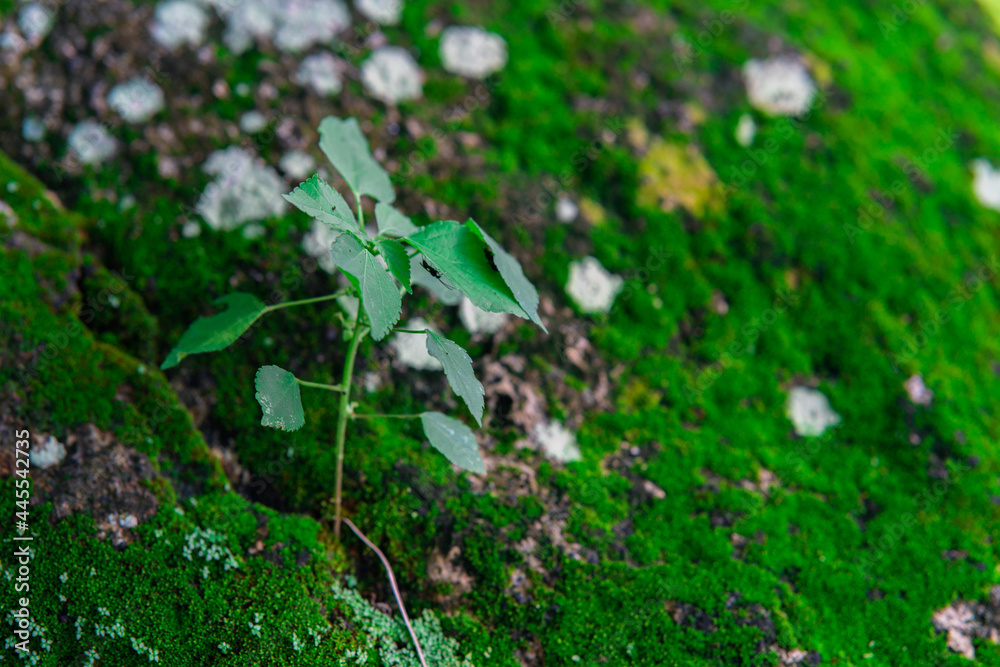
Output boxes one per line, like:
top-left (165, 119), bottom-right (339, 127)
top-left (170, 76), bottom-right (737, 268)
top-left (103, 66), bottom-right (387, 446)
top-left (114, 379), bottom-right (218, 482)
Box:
top-left (318, 116), bottom-right (395, 203)
top-left (375, 202), bottom-right (419, 237)
top-left (161, 293), bottom-right (267, 369)
top-left (466, 220), bottom-right (546, 332)
top-left (409, 254), bottom-right (463, 305)
top-left (329, 233), bottom-right (401, 340)
top-left (420, 412), bottom-right (485, 473)
top-left (375, 238), bottom-right (411, 292)
top-left (425, 331), bottom-right (484, 426)
top-left (283, 175), bottom-right (359, 234)
top-left (254, 365), bottom-right (305, 431)
top-left (404, 220), bottom-right (529, 319)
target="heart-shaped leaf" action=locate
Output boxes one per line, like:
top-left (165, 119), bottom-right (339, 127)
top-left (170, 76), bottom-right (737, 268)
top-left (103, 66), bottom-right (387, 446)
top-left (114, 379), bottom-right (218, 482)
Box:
top-left (318, 116), bottom-right (395, 203)
top-left (283, 175), bottom-right (359, 234)
top-left (420, 412), bottom-right (484, 473)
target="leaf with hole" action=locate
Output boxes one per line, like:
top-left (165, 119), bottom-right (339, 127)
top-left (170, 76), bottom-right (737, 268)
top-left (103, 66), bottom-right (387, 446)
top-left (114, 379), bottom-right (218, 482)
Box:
top-left (161, 293), bottom-right (267, 369)
top-left (318, 116), bottom-right (395, 203)
top-left (425, 331), bottom-right (484, 425)
top-left (254, 365), bottom-right (305, 431)
top-left (329, 233), bottom-right (401, 340)
top-left (283, 175), bottom-right (360, 234)
top-left (466, 220), bottom-right (546, 332)
top-left (404, 220), bottom-right (529, 319)
top-left (420, 412), bottom-right (484, 473)
top-left (374, 238), bottom-right (411, 292)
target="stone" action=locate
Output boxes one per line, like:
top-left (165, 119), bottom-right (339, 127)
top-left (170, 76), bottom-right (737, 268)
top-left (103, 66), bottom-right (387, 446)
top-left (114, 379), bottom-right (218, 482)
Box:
top-left (439, 26), bottom-right (508, 79)
top-left (566, 256), bottom-right (624, 314)
top-left (360, 46), bottom-right (423, 104)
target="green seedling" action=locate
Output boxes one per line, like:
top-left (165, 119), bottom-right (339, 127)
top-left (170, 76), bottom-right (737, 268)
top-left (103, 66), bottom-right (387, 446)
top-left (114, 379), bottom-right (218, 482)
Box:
top-left (161, 116), bottom-right (545, 541)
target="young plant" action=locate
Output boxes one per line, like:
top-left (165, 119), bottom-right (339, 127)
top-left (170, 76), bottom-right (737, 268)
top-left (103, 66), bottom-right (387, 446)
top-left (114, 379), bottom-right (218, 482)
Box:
top-left (161, 116), bottom-right (546, 541)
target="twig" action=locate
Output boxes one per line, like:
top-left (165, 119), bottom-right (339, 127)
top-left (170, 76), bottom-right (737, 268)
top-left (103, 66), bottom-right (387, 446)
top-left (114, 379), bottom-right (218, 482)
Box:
top-left (343, 517), bottom-right (429, 667)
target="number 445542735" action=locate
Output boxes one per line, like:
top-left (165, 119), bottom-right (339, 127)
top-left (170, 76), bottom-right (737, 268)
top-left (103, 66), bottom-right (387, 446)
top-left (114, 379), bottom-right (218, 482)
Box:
top-left (14, 430), bottom-right (30, 527)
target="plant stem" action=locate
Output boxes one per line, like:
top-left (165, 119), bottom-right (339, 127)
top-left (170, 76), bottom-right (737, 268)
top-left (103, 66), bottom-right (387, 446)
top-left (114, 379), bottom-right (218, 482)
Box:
top-left (351, 413), bottom-right (422, 420)
top-left (391, 329), bottom-right (428, 335)
top-left (267, 290), bottom-right (346, 312)
top-left (333, 316), bottom-right (365, 541)
top-left (343, 518), bottom-right (428, 667)
top-left (295, 379), bottom-right (345, 392)
top-left (356, 193), bottom-right (364, 227)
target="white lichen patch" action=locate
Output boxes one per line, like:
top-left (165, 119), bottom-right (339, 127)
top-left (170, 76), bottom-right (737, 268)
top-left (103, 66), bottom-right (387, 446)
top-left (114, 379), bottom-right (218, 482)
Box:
top-left (555, 195), bottom-right (578, 223)
top-left (301, 218), bottom-right (341, 273)
top-left (360, 46), bottom-right (423, 104)
top-left (107, 78), bottom-right (165, 123)
top-left (151, 0), bottom-right (208, 49)
top-left (279, 150), bottom-right (317, 181)
top-left (214, 0), bottom-right (350, 54)
top-left (196, 147), bottom-right (286, 231)
top-left (785, 386), bottom-right (841, 437)
top-left (390, 318), bottom-right (441, 370)
top-left (29, 435), bottom-right (66, 470)
top-left (531, 420), bottom-right (581, 463)
top-left (239, 110), bottom-right (268, 133)
top-left (904, 374), bottom-right (933, 406)
top-left (67, 120), bottom-right (117, 165)
top-left (743, 56), bottom-right (817, 117)
top-left (296, 52), bottom-right (342, 96)
top-left (735, 112), bottom-right (757, 147)
top-left (972, 159), bottom-right (1000, 211)
top-left (18, 3), bottom-right (55, 44)
top-left (566, 256), bottom-right (624, 314)
top-left (22, 116), bottom-right (45, 142)
top-left (356, 0), bottom-right (403, 25)
top-left (439, 26), bottom-right (508, 79)
top-left (459, 297), bottom-right (507, 335)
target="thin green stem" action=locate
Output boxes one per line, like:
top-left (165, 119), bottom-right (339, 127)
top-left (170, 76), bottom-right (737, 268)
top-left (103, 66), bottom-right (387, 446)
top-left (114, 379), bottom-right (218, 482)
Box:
top-left (267, 290), bottom-right (347, 312)
top-left (351, 413), bottom-right (422, 420)
top-left (355, 193), bottom-right (364, 228)
top-left (295, 379), bottom-right (345, 392)
top-left (333, 316), bottom-right (366, 541)
top-left (392, 329), bottom-right (428, 335)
